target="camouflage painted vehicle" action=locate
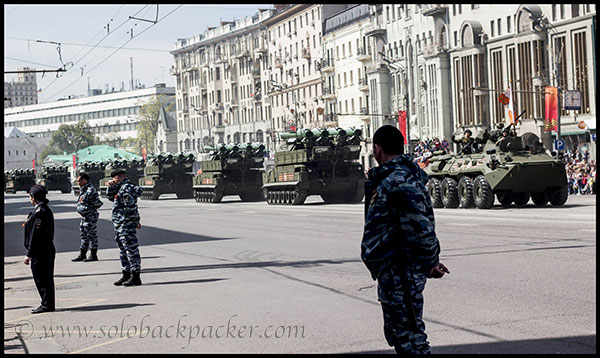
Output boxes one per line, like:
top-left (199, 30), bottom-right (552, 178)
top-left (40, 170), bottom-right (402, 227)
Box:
top-left (424, 127), bottom-right (568, 209)
top-left (193, 143), bottom-right (266, 203)
top-left (5, 168), bottom-right (36, 194)
top-left (38, 165), bottom-right (71, 193)
top-left (73, 161), bottom-right (108, 195)
top-left (262, 128), bottom-right (365, 205)
top-left (139, 152), bottom-right (195, 200)
top-left (99, 158), bottom-right (145, 196)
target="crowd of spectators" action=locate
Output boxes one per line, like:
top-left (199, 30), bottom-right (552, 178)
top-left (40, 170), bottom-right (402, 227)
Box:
top-left (563, 148), bottom-right (596, 195)
top-left (412, 138), bottom-right (450, 168)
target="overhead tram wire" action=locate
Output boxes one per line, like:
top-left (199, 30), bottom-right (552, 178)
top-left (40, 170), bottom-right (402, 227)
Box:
top-left (45, 4), bottom-right (183, 101)
top-left (39, 5), bottom-right (150, 96)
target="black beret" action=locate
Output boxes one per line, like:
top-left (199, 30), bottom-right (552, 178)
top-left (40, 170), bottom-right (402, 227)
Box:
top-left (30, 184), bottom-right (48, 201)
top-left (464, 129), bottom-right (472, 135)
top-left (110, 169), bottom-right (126, 177)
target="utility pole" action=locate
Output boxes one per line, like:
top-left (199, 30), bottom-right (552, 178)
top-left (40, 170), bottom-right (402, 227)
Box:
top-left (130, 57), bottom-right (134, 90)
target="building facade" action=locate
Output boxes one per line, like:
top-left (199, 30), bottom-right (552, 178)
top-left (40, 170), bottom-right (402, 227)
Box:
top-left (4, 67), bottom-right (39, 108)
top-left (4, 127), bottom-right (50, 171)
top-left (3, 84), bottom-right (176, 151)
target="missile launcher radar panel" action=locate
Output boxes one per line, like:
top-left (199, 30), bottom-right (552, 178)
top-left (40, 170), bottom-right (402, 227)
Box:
top-left (193, 143), bottom-right (266, 203)
top-left (38, 165), bottom-right (71, 193)
top-left (139, 152), bottom-right (195, 200)
top-left (262, 127), bottom-right (365, 205)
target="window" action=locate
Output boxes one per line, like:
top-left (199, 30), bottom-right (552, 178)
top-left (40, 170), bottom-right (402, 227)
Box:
top-left (491, 20), bottom-right (495, 37)
top-left (573, 31), bottom-right (590, 114)
top-left (572, 4), bottom-right (579, 17)
top-left (507, 16), bottom-right (512, 33)
top-left (497, 18), bottom-right (502, 36)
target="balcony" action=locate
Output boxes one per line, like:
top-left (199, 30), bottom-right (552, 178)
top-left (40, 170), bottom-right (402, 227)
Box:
top-left (301, 48), bottom-right (311, 59)
top-left (321, 86), bottom-right (336, 101)
top-left (323, 113), bottom-right (338, 127)
top-left (235, 49), bottom-right (250, 59)
top-left (230, 74), bottom-right (238, 83)
top-left (365, 24), bottom-right (386, 38)
top-left (421, 4), bottom-right (448, 17)
top-left (320, 58), bottom-right (334, 73)
top-left (170, 65), bottom-right (180, 75)
top-left (275, 57), bottom-right (283, 69)
top-left (356, 47), bottom-right (372, 62)
top-left (253, 93), bottom-right (262, 102)
top-left (358, 77), bottom-right (369, 92)
top-left (252, 68), bottom-right (261, 78)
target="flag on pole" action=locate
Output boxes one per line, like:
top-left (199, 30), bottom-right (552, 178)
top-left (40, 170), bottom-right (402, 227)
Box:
top-left (504, 84), bottom-right (515, 124)
top-left (398, 110), bottom-right (407, 143)
top-left (544, 86), bottom-right (558, 132)
top-left (142, 147), bottom-right (147, 161)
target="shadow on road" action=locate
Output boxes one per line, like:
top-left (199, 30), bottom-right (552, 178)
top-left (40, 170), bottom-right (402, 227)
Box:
top-left (143, 278), bottom-right (228, 286)
top-left (347, 334), bottom-right (596, 354)
top-left (60, 303), bottom-right (155, 312)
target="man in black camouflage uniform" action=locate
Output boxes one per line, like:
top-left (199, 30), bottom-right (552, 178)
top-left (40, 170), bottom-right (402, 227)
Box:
top-left (362, 125), bottom-right (449, 354)
top-left (72, 172), bottom-right (103, 262)
top-left (106, 169), bottom-right (144, 286)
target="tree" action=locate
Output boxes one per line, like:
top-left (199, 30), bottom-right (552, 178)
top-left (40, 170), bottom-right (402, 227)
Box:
top-left (137, 94), bottom-right (175, 155)
top-left (41, 120), bottom-right (96, 171)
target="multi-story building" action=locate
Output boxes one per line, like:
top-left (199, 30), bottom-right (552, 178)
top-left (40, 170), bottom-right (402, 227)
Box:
top-left (4, 127), bottom-right (50, 171)
top-left (4, 67), bottom-right (39, 108)
top-left (3, 84), bottom-right (175, 151)
top-left (170, 9), bottom-right (275, 153)
top-left (322, 4), bottom-right (375, 168)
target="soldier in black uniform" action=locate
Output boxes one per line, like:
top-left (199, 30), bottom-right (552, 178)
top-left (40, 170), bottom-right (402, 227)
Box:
top-left (23, 185), bottom-right (56, 314)
top-left (452, 129), bottom-right (476, 154)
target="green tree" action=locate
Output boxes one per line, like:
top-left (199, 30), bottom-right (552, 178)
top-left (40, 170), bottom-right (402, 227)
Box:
top-left (137, 94), bottom-right (175, 155)
top-left (40, 120), bottom-right (96, 170)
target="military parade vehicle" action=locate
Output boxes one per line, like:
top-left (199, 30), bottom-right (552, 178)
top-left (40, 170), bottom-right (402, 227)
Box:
top-left (4, 168), bottom-right (36, 194)
top-left (193, 143), bottom-right (266, 203)
top-left (99, 158), bottom-right (145, 196)
top-left (424, 125), bottom-right (568, 209)
top-left (73, 161), bottom-right (108, 195)
top-left (262, 127), bottom-right (365, 205)
top-left (38, 165), bottom-right (72, 193)
top-left (139, 152), bottom-right (195, 200)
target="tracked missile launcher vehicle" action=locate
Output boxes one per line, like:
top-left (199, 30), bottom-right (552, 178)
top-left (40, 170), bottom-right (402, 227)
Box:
top-left (193, 143), bottom-right (266, 203)
top-left (99, 158), bottom-right (145, 196)
top-left (5, 168), bottom-right (36, 194)
top-left (139, 152), bottom-right (195, 200)
top-left (73, 161), bottom-right (108, 195)
top-left (424, 128), bottom-right (568, 209)
top-left (262, 128), bottom-right (365, 205)
top-left (38, 165), bottom-right (71, 193)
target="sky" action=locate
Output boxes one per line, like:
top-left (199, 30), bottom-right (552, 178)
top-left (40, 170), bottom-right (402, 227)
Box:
top-left (4, 4), bottom-right (272, 104)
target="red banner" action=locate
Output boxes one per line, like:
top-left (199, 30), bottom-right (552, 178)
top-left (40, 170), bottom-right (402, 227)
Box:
top-left (32, 159), bottom-right (36, 173)
top-left (142, 147), bottom-right (147, 161)
top-left (544, 86), bottom-right (558, 132)
top-left (73, 154), bottom-right (77, 169)
top-left (398, 111), bottom-right (407, 143)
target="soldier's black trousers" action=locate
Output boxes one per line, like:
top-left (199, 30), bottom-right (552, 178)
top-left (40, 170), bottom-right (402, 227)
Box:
top-left (30, 254), bottom-right (56, 310)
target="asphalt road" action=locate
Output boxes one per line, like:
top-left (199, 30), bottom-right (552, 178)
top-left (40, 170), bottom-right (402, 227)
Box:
top-left (4, 191), bottom-right (596, 354)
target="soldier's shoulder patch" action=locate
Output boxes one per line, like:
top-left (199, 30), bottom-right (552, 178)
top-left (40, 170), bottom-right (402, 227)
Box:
top-left (34, 218), bottom-right (42, 228)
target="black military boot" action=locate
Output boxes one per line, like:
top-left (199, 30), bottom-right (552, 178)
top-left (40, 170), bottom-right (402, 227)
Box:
top-left (113, 271), bottom-right (131, 286)
top-left (71, 249), bottom-right (87, 262)
top-left (122, 271), bottom-right (142, 286)
top-left (83, 249), bottom-right (98, 262)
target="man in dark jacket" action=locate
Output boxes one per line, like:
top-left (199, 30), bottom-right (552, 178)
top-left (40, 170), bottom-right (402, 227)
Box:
top-left (23, 184), bottom-right (56, 313)
top-left (452, 129), bottom-right (476, 154)
top-left (362, 125), bottom-right (449, 354)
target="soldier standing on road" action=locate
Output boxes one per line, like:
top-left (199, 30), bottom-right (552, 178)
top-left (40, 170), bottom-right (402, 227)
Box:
top-left (23, 185), bottom-right (56, 314)
top-left (72, 172), bottom-right (103, 262)
top-left (362, 125), bottom-right (449, 354)
top-left (106, 169), bottom-right (144, 286)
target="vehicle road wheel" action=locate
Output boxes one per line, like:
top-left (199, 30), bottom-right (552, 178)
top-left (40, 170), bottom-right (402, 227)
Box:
top-left (512, 192), bottom-right (530, 207)
top-left (547, 185), bottom-right (568, 206)
top-left (458, 177), bottom-right (475, 208)
top-left (473, 175), bottom-right (494, 209)
top-left (496, 191), bottom-right (513, 207)
top-left (441, 177), bottom-right (459, 208)
top-left (427, 178), bottom-right (443, 208)
top-left (530, 192), bottom-right (548, 206)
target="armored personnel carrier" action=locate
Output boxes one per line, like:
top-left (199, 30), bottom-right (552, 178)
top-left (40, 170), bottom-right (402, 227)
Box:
top-left (5, 168), bottom-right (36, 194)
top-left (424, 127), bottom-right (568, 209)
top-left (262, 127), bottom-right (365, 205)
top-left (139, 152), bottom-right (195, 200)
top-left (38, 165), bottom-right (71, 193)
top-left (73, 161), bottom-right (108, 195)
top-left (193, 143), bottom-right (266, 203)
top-left (99, 158), bottom-right (145, 196)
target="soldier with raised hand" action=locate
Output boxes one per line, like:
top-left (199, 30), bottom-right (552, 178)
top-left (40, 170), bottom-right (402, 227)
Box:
top-left (72, 172), bottom-right (103, 262)
top-left (362, 125), bottom-right (449, 354)
top-left (452, 129), bottom-right (476, 154)
top-left (106, 169), bottom-right (144, 287)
